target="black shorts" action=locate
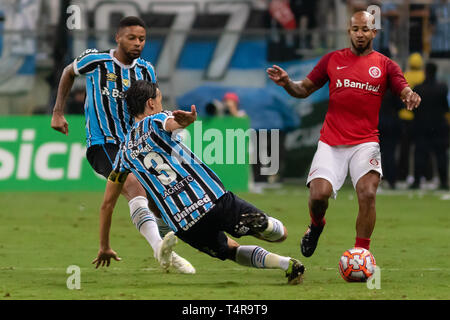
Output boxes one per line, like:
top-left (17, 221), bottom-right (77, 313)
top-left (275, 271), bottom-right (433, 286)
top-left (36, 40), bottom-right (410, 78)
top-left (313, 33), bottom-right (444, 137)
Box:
top-left (86, 143), bottom-right (160, 215)
top-left (176, 192), bottom-right (265, 261)
top-left (86, 143), bottom-right (119, 178)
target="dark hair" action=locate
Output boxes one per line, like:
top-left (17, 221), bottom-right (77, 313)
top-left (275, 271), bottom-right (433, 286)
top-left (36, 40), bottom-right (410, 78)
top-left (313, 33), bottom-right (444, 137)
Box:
top-left (117, 16), bottom-right (147, 32)
top-left (125, 80), bottom-right (158, 118)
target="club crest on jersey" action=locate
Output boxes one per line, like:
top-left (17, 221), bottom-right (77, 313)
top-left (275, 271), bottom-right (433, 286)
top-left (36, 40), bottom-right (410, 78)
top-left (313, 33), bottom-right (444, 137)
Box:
top-left (122, 79), bottom-right (130, 87)
top-left (370, 158), bottom-right (380, 167)
top-left (369, 66), bottom-right (382, 78)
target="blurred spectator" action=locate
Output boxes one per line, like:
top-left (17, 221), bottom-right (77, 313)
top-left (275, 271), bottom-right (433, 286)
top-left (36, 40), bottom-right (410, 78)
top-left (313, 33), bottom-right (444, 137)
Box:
top-left (378, 89), bottom-right (402, 189)
top-left (222, 92), bottom-right (246, 118)
top-left (404, 53), bottom-right (425, 87)
top-left (379, 48), bottom-right (403, 189)
top-left (66, 88), bottom-right (86, 115)
top-left (267, 0), bottom-right (302, 61)
top-left (397, 52), bottom-right (426, 184)
top-left (290, 0), bottom-right (318, 50)
top-left (430, 0), bottom-right (450, 58)
top-left (410, 62), bottom-right (449, 190)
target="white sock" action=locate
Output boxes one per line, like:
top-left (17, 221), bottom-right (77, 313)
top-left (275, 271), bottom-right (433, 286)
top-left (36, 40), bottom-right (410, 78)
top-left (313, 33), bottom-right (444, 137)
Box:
top-left (129, 196), bottom-right (162, 258)
top-left (235, 245), bottom-right (290, 270)
top-left (260, 217), bottom-right (285, 242)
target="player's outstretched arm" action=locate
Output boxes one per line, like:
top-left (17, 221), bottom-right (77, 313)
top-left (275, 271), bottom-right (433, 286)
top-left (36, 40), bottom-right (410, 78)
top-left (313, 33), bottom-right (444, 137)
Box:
top-left (400, 87), bottom-right (421, 111)
top-left (51, 63), bottom-right (76, 136)
top-left (267, 65), bottom-right (318, 98)
top-left (92, 174), bottom-right (126, 268)
top-left (166, 105), bottom-right (197, 132)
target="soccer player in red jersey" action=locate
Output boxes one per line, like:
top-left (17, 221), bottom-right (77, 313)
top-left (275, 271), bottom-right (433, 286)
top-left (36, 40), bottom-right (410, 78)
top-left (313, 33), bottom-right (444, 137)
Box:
top-left (267, 11), bottom-right (421, 257)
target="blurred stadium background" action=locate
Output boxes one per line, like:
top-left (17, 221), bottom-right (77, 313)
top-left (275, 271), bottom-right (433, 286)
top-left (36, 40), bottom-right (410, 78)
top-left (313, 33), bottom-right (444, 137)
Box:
top-left (0, 0), bottom-right (449, 192)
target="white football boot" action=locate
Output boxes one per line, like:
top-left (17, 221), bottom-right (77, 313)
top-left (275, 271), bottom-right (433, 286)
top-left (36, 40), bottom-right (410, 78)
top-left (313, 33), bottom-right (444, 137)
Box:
top-left (171, 252), bottom-right (196, 274)
top-left (158, 231), bottom-right (178, 271)
top-left (157, 231), bottom-right (196, 274)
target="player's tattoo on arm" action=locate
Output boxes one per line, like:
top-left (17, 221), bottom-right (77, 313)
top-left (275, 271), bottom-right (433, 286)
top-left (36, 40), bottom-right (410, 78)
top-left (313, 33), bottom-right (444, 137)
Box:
top-left (284, 78), bottom-right (318, 99)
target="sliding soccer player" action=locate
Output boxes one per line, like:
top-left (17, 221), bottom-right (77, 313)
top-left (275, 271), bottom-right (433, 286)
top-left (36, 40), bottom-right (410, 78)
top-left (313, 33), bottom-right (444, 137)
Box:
top-left (93, 80), bottom-right (305, 285)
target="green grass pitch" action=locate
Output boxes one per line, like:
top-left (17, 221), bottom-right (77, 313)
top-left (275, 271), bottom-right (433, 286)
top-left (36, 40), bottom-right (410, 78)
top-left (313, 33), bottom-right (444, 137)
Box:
top-left (0, 185), bottom-right (449, 300)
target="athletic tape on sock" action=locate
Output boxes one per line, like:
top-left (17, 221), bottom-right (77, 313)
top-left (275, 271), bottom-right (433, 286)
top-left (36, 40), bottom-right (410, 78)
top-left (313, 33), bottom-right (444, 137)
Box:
top-left (260, 217), bottom-right (285, 241)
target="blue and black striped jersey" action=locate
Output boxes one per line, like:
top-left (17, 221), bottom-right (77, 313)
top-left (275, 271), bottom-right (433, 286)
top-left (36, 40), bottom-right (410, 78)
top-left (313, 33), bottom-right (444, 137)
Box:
top-left (112, 111), bottom-right (226, 233)
top-left (73, 48), bottom-right (157, 147)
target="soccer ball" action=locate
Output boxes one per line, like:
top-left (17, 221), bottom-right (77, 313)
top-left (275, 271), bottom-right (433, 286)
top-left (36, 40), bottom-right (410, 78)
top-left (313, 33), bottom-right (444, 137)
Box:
top-left (339, 247), bottom-right (376, 282)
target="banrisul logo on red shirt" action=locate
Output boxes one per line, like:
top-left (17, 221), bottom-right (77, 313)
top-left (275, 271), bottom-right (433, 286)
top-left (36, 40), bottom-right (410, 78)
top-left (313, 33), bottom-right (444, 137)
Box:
top-left (369, 66), bottom-right (382, 78)
top-left (336, 79), bottom-right (380, 92)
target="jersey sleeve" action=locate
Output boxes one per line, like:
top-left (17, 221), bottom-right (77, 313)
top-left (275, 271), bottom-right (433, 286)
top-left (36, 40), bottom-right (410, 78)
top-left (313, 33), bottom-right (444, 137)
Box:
top-left (73, 48), bottom-right (109, 76)
top-left (306, 51), bottom-right (333, 88)
top-left (151, 111), bottom-right (175, 132)
top-left (386, 59), bottom-right (409, 96)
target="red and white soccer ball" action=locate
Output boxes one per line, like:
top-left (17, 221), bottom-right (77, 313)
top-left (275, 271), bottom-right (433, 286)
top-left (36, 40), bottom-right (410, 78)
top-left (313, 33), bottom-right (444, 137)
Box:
top-left (339, 247), bottom-right (376, 282)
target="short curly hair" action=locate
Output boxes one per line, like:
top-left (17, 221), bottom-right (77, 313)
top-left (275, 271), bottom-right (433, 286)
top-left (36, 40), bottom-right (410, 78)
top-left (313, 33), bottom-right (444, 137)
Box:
top-left (124, 80), bottom-right (158, 118)
top-left (117, 16), bottom-right (147, 32)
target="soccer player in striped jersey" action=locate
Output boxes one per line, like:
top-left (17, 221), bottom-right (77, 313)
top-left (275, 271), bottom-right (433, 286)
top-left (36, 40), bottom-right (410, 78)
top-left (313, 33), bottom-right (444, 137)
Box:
top-left (51, 16), bottom-right (194, 274)
top-left (92, 81), bottom-right (305, 285)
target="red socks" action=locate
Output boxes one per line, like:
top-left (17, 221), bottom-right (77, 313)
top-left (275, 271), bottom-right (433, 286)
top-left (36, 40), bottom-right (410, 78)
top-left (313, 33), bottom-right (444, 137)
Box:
top-left (310, 210), bottom-right (371, 250)
top-left (355, 237), bottom-right (371, 250)
top-left (310, 212), bottom-right (326, 227)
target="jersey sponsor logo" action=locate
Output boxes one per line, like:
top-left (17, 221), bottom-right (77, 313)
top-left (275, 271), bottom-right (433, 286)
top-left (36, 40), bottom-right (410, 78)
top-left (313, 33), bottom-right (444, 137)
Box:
top-left (369, 66), bottom-right (382, 78)
top-left (174, 194), bottom-right (212, 223)
top-left (337, 66), bottom-right (348, 70)
top-left (101, 86), bottom-right (124, 99)
top-left (162, 175), bottom-right (194, 199)
top-left (336, 79), bottom-right (380, 93)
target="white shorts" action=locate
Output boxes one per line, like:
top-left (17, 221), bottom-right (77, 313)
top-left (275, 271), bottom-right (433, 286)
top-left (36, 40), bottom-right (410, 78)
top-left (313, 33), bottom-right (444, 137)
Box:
top-left (306, 141), bottom-right (383, 198)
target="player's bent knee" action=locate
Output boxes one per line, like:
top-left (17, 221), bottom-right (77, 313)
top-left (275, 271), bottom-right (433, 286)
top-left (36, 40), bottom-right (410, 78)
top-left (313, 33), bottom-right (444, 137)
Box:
top-left (227, 238), bottom-right (240, 261)
top-left (260, 217), bottom-right (286, 242)
top-left (357, 188), bottom-right (377, 203)
top-left (121, 174), bottom-right (146, 201)
top-left (309, 185), bottom-right (332, 204)
top-left (278, 226), bottom-right (288, 242)
top-left (309, 179), bottom-right (333, 200)
top-left (310, 189), bottom-right (332, 202)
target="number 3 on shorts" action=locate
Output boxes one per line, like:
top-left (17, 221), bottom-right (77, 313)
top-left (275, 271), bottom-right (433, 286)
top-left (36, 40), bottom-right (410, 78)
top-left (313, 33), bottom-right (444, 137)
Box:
top-left (143, 152), bottom-right (176, 185)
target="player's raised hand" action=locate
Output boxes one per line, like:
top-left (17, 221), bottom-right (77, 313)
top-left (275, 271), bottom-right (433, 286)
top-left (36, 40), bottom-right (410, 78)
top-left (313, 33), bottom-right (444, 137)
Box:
top-left (172, 105), bottom-right (197, 128)
top-left (267, 65), bottom-right (290, 87)
top-left (402, 91), bottom-right (421, 111)
top-left (51, 112), bottom-right (69, 136)
top-left (92, 248), bottom-right (121, 268)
